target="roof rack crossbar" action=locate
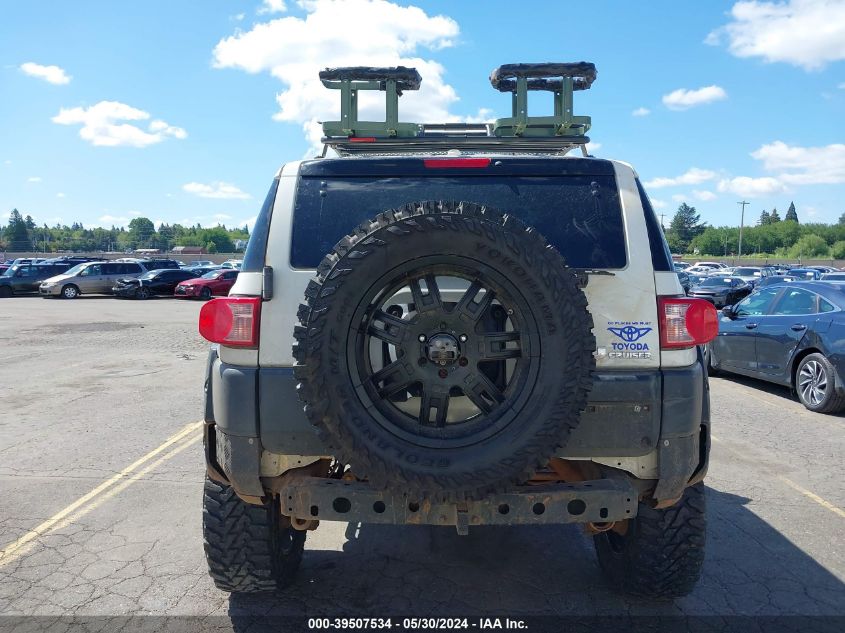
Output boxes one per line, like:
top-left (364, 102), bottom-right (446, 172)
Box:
top-left (318, 66), bottom-right (423, 138)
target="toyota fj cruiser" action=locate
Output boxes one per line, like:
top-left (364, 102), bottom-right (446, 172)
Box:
top-left (199, 63), bottom-right (718, 599)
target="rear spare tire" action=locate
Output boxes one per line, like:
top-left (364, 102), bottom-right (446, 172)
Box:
top-left (294, 201), bottom-right (595, 500)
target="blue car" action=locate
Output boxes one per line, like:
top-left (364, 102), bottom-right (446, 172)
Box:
top-left (788, 268), bottom-right (822, 280)
top-left (707, 281), bottom-right (845, 413)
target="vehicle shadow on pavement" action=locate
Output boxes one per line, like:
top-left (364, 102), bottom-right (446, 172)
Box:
top-left (226, 486), bottom-right (845, 619)
top-left (713, 374), bottom-right (845, 417)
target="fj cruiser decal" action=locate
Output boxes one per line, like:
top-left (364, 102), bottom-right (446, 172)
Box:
top-left (607, 321), bottom-right (653, 360)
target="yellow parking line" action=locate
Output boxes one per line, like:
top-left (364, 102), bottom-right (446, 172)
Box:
top-left (0, 421), bottom-right (202, 567)
top-left (711, 434), bottom-right (845, 520)
top-left (778, 476), bottom-right (845, 519)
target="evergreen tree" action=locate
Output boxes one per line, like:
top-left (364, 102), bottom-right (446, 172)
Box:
top-left (4, 209), bottom-right (31, 248)
top-left (785, 201), bottom-right (798, 223)
top-left (838, 212), bottom-right (845, 225)
top-left (666, 202), bottom-right (706, 253)
top-left (758, 209), bottom-right (771, 225)
top-left (770, 207), bottom-right (781, 223)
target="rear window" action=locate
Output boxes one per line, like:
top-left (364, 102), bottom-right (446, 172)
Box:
top-left (290, 175), bottom-right (626, 269)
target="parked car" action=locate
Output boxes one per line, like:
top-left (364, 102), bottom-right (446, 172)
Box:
top-left (220, 259), bottom-right (243, 270)
top-left (188, 260), bottom-right (215, 267)
top-left (0, 262), bottom-right (73, 297)
top-left (821, 272), bottom-right (845, 281)
top-left (673, 262), bottom-right (691, 271)
top-left (731, 266), bottom-right (775, 287)
top-left (677, 270), bottom-right (691, 293)
top-left (686, 264), bottom-right (722, 275)
top-left (137, 258), bottom-right (181, 271)
top-left (181, 265), bottom-right (220, 277)
top-left (708, 282), bottom-right (845, 412)
top-left (788, 268), bottom-right (822, 280)
top-left (692, 261), bottom-right (727, 269)
top-left (809, 266), bottom-right (838, 274)
top-left (174, 269), bottom-right (239, 299)
top-left (758, 274), bottom-right (800, 287)
top-left (688, 276), bottom-right (753, 307)
top-left (40, 261), bottom-right (147, 298)
top-left (112, 268), bottom-right (198, 299)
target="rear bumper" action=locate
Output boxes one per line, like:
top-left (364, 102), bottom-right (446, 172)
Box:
top-left (203, 348), bottom-right (709, 510)
top-left (279, 475), bottom-right (637, 534)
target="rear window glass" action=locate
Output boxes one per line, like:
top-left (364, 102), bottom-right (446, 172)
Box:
top-left (290, 175), bottom-right (626, 269)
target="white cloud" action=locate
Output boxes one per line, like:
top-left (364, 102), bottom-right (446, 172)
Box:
top-left (56, 192), bottom-right (66, 198)
top-left (706, 0), bottom-right (845, 71)
top-left (257, 0), bottom-right (287, 14)
top-left (127, 210), bottom-right (142, 217)
top-left (717, 176), bottom-right (787, 197)
top-left (234, 13), bottom-right (246, 21)
top-left (586, 142), bottom-right (601, 153)
top-left (671, 194), bottom-right (687, 203)
top-left (214, 213), bottom-right (233, 220)
top-left (27, 176), bottom-right (42, 183)
top-left (662, 85), bottom-right (727, 110)
top-left (20, 62), bottom-right (71, 85)
top-left (650, 199), bottom-right (667, 210)
top-left (644, 167), bottom-right (717, 189)
top-left (632, 107), bottom-right (650, 117)
top-left (693, 190), bottom-right (717, 201)
top-left (3, 160), bottom-right (10, 165)
top-left (52, 101), bottom-right (187, 147)
top-left (183, 181), bottom-right (251, 200)
top-left (98, 214), bottom-right (130, 226)
top-left (213, 0), bottom-right (462, 153)
top-left (750, 140), bottom-right (845, 184)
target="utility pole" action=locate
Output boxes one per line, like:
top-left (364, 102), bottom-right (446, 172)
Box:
top-left (659, 213), bottom-right (665, 228)
top-left (737, 200), bottom-right (749, 261)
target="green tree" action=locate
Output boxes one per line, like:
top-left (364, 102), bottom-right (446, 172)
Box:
top-left (770, 207), bottom-right (781, 223)
top-left (831, 241), bottom-right (845, 260)
top-left (838, 212), bottom-right (845, 225)
top-left (206, 241), bottom-right (218, 254)
top-left (758, 209), bottom-right (771, 225)
top-left (128, 217), bottom-right (156, 248)
top-left (666, 202), bottom-right (706, 253)
top-left (785, 201), bottom-right (798, 223)
top-left (4, 209), bottom-right (31, 249)
top-left (788, 234), bottom-right (828, 259)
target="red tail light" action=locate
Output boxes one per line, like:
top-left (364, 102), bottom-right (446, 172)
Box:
top-left (199, 297), bottom-right (261, 347)
top-left (658, 297), bottom-right (718, 349)
top-left (348, 137), bottom-right (376, 143)
top-left (423, 158), bottom-right (491, 169)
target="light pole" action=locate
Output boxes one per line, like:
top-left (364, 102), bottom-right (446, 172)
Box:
top-left (737, 200), bottom-right (749, 261)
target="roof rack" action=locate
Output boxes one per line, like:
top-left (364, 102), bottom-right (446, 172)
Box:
top-left (319, 63), bottom-right (596, 157)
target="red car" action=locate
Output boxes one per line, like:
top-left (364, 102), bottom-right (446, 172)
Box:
top-left (175, 269), bottom-right (239, 300)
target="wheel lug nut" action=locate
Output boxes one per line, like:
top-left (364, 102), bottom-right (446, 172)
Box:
top-left (458, 357), bottom-right (468, 367)
top-left (459, 334), bottom-right (468, 342)
top-left (438, 368), bottom-right (448, 379)
top-left (418, 334), bottom-right (426, 342)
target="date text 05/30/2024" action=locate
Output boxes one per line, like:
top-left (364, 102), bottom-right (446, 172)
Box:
top-left (308, 617), bottom-right (528, 630)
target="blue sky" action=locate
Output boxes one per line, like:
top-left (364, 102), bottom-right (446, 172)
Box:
top-left (1, 0), bottom-right (843, 231)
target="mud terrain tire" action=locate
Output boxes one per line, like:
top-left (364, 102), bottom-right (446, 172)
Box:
top-left (294, 200), bottom-right (595, 500)
top-left (202, 477), bottom-right (305, 593)
top-left (594, 482), bottom-right (706, 599)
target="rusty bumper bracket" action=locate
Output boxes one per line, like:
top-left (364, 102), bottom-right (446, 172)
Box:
top-left (278, 477), bottom-right (638, 535)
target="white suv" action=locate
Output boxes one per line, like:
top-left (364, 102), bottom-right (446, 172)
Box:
top-left (196, 63), bottom-right (717, 600)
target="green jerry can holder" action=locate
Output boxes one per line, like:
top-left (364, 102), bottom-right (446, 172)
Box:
top-left (319, 66), bottom-right (423, 138)
top-left (318, 62), bottom-right (597, 154)
top-left (489, 62), bottom-right (595, 138)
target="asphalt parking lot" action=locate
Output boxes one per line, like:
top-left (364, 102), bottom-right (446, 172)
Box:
top-left (1, 296), bottom-right (843, 627)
